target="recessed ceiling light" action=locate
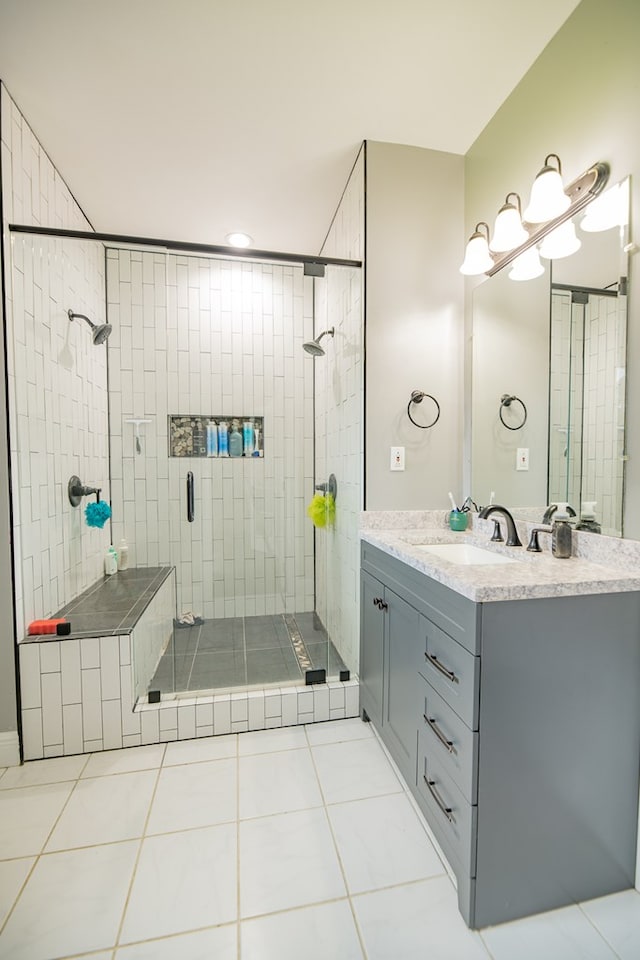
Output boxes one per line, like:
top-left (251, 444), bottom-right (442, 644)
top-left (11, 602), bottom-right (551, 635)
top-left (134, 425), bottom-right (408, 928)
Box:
top-left (225, 232), bottom-right (252, 248)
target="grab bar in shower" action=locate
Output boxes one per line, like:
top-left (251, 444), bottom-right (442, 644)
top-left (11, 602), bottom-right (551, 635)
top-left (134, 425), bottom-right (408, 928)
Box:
top-left (186, 471), bottom-right (195, 522)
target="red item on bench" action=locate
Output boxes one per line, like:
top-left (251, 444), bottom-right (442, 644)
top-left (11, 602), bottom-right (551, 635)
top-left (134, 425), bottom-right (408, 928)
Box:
top-left (28, 619), bottom-right (67, 635)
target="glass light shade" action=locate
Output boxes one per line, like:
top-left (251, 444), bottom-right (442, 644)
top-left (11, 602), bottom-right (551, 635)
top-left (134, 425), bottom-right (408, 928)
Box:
top-left (460, 232), bottom-right (494, 275)
top-left (581, 181), bottom-right (628, 232)
top-left (524, 168), bottom-right (570, 223)
top-left (490, 203), bottom-right (529, 252)
top-left (539, 220), bottom-right (581, 260)
top-left (508, 247), bottom-right (545, 281)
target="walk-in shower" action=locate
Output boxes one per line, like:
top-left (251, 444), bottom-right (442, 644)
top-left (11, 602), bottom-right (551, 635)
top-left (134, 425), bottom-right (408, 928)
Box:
top-left (8, 223), bottom-right (362, 708)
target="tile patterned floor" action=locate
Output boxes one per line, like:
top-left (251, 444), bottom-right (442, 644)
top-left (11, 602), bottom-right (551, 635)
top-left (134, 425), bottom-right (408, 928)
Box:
top-left (151, 613), bottom-right (348, 694)
top-left (0, 718), bottom-right (639, 959)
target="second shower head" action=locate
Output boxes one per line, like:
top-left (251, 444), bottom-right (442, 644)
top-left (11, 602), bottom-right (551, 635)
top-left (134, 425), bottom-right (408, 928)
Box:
top-left (303, 327), bottom-right (335, 357)
top-left (68, 309), bottom-right (112, 345)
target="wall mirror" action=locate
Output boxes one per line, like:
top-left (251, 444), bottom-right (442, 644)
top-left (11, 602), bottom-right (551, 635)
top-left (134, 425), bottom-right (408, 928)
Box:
top-left (471, 177), bottom-right (629, 536)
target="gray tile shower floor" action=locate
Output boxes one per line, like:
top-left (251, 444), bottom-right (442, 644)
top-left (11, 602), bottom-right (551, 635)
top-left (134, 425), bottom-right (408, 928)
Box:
top-left (150, 613), bottom-right (348, 694)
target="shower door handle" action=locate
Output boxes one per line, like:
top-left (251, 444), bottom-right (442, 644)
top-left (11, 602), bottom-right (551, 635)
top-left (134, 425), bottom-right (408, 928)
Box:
top-left (186, 471), bottom-right (195, 522)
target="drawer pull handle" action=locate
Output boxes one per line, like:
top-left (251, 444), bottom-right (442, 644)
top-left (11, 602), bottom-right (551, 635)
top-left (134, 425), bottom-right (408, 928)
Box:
top-left (425, 652), bottom-right (458, 683)
top-left (424, 775), bottom-right (456, 823)
top-left (423, 714), bottom-right (456, 755)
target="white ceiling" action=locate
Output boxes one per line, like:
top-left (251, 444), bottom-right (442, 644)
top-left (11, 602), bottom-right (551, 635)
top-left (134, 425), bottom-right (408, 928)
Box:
top-left (0, 0), bottom-right (582, 255)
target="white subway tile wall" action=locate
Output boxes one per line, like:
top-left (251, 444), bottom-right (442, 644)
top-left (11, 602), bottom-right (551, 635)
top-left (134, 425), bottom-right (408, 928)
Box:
top-left (314, 150), bottom-right (365, 675)
top-left (1, 85), bottom-right (108, 639)
top-left (106, 252), bottom-right (316, 620)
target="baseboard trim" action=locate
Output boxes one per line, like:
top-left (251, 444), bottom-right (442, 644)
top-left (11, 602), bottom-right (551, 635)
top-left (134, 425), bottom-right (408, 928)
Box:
top-left (0, 731), bottom-right (20, 767)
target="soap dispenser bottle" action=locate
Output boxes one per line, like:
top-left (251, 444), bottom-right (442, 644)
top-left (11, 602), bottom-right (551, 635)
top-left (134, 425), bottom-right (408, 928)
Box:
top-left (576, 501), bottom-right (601, 534)
top-left (551, 502), bottom-right (573, 558)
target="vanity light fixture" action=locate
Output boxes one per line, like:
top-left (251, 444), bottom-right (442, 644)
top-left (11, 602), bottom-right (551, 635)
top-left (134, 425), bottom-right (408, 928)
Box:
top-left (539, 219), bottom-right (582, 260)
top-left (523, 154), bottom-right (570, 223)
top-left (460, 158), bottom-right (609, 278)
top-left (459, 222), bottom-right (494, 275)
top-left (508, 247), bottom-right (545, 282)
top-left (490, 193), bottom-right (529, 252)
top-left (225, 231), bottom-right (252, 247)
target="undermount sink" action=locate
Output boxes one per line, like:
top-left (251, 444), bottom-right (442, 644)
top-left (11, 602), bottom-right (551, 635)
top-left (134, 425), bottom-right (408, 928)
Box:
top-left (415, 542), bottom-right (520, 566)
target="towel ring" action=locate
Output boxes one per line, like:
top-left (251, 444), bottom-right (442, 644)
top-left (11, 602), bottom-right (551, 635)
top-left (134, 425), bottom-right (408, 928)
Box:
top-left (407, 390), bottom-right (440, 429)
top-left (499, 394), bottom-right (527, 431)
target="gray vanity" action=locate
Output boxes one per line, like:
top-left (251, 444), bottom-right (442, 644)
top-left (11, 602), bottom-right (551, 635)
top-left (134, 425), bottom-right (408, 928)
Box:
top-left (360, 517), bottom-right (640, 929)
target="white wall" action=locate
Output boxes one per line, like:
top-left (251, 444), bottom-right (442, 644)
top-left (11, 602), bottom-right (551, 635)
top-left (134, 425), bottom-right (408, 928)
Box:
top-left (316, 147), bottom-right (365, 674)
top-left (107, 250), bottom-right (315, 620)
top-left (0, 84), bottom-right (107, 750)
top-left (365, 141), bottom-right (465, 511)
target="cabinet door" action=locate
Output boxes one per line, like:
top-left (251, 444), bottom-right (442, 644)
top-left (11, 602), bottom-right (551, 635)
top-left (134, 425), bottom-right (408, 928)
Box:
top-left (384, 590), bottom-right (421, 786)
top-left (360, 569), bottom-right (386, 727)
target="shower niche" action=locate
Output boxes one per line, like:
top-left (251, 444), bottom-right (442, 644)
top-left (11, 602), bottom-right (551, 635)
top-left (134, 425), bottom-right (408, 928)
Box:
top-left (169, 415), bottom-right (264, 458)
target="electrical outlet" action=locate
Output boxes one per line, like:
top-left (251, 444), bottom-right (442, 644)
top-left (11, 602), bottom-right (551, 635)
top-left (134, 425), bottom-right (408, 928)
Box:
top-left (516, 447), bottom-right (530, 471)
top-left (390, 446), bottom-right (405, 471)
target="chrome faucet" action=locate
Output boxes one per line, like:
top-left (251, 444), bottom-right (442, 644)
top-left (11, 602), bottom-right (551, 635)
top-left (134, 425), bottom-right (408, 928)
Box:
top-left (477, 505), bottom-right (523, 547)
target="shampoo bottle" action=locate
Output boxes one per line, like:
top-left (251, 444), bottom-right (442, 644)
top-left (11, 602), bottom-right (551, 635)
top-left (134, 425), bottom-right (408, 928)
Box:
top-left (551, 502), bottom-right (573, 558)
top-left (104, 546), bottom-right (118, 576)
top-left (218, 421), bottom-right (229, 457)
top-left (206, 419), bottom-right (218, 457)
top-left (243, 420), bottom-right (255, 456)
top-left (229, 421), bottom-right (243, 457)
top-left (117, 538), bottom-right (129, 570)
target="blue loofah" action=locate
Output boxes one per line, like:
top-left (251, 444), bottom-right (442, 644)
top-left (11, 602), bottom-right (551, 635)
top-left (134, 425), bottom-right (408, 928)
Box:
top-left (85, 500), bottom-right (112, 528)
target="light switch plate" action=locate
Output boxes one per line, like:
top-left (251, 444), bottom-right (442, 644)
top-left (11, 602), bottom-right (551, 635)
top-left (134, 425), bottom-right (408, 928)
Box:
top-left (516, 447), bottom-right (529, 471)
top-left (390, 446), bottom-right (405, 471)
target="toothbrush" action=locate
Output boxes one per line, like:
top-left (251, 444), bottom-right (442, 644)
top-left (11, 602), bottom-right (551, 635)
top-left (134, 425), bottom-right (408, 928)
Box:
top-left (448, 491), bottom-right (458, 512)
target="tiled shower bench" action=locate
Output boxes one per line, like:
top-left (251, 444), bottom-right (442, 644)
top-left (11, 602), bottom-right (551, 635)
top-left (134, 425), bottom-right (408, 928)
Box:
top-left (17, 567), bottom-right (359, 761)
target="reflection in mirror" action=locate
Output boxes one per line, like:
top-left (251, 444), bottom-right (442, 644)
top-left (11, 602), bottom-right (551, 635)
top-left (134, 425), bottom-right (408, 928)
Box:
top-left (471, 269), bottom-right (550, 509)
top-left (471, 177), bottom-right (629, 535)
top-left (548, 282), bottom-right (626, 536)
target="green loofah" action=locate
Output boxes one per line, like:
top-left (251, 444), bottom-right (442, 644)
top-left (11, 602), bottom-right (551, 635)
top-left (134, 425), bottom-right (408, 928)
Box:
top-left (306, 493), bottom-right (335, 528)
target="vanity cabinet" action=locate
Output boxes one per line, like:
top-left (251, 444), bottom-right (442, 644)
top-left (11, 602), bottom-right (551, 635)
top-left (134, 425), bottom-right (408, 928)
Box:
top-left (360, 540), bottom-right (640, 929)
top-left (361, 568), bottom-right (422, 786)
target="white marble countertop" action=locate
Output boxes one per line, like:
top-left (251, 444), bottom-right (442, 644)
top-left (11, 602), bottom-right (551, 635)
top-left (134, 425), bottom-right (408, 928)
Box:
top-left (360, 510), bottom-right (640, 602)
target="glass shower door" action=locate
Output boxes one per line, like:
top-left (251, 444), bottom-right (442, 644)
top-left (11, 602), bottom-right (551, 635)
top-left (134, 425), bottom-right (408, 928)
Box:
top-left (108, 249), bottom-right (319, 696)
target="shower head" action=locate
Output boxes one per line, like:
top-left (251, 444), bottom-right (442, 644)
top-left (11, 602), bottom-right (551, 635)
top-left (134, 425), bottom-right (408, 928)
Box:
top-left (303, 327), bottom-right (335, 357)
top-left (92, 323), bottom-right (113, 345)
top-left (68, 309), bottom-right (113, 345)
top-left (303, 339), bottom-right (326, 357)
